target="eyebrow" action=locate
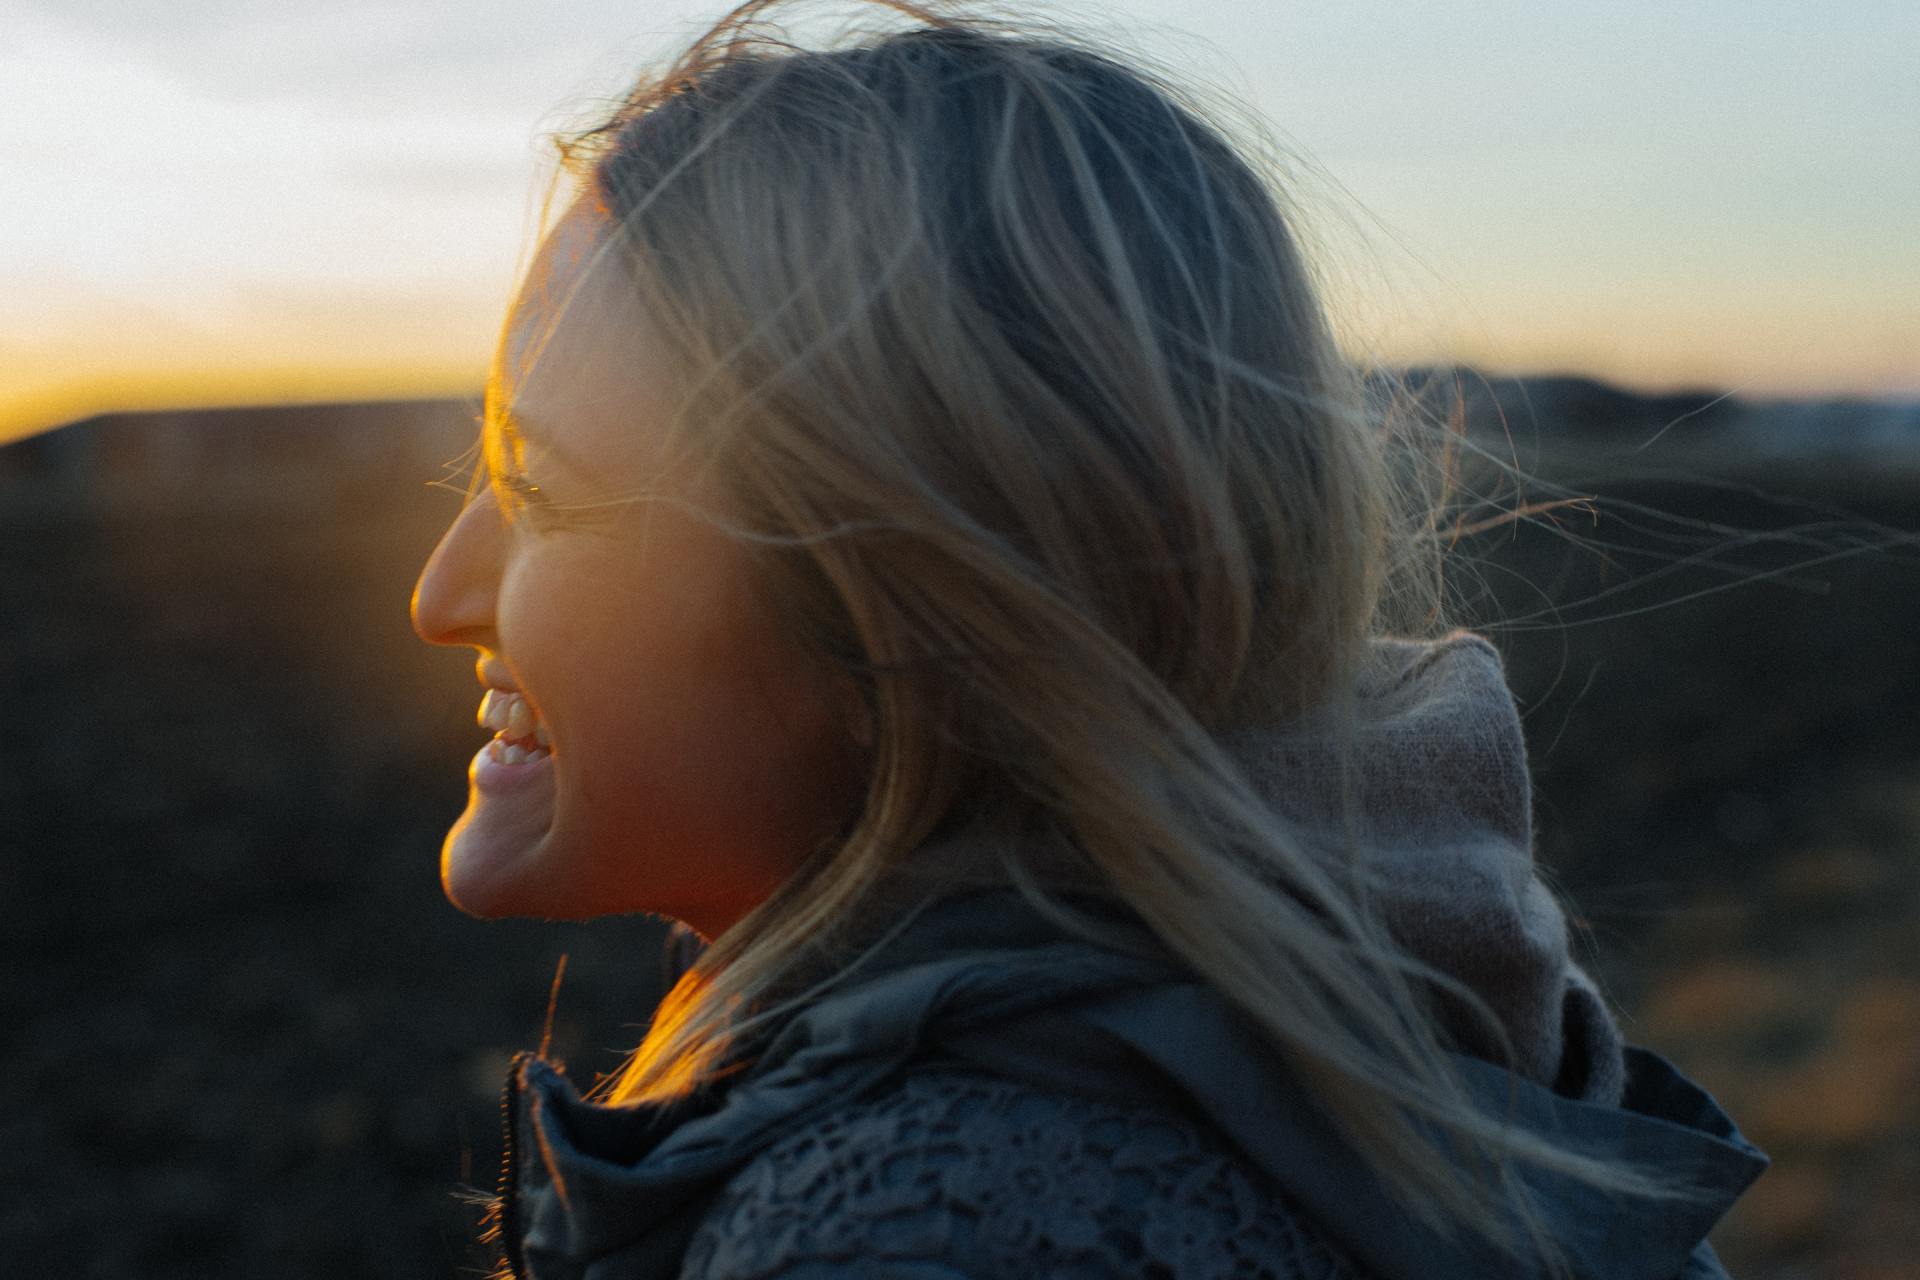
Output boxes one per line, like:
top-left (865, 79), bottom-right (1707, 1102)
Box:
top-left (487, 405), bottom-right (593, 482)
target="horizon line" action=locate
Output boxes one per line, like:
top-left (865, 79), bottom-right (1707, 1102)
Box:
top-left (8, 363), bottom-right (1916, 450)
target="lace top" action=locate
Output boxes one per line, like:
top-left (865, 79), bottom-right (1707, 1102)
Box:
top-left (680, 1064), bottom-right (1372, 1280)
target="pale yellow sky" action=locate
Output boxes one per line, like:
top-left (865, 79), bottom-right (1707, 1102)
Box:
top-left (6, 0), bottom-right (1916, 445)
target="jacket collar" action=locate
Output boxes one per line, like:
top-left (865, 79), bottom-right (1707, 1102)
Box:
top-left (501, 886), bottom-right (1766, 1280)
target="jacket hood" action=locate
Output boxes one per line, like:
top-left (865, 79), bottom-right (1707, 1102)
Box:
top-left (502, 631), bottom-right (1768, 1279)
top-left (1219, 629), bottom-right (1627, 1104)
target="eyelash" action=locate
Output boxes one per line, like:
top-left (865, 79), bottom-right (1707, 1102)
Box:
top-left (493, 465), bottom-right (547, 516)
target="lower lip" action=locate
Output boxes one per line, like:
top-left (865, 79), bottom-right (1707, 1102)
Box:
top-left (471, 742), bottom-right (555, 795)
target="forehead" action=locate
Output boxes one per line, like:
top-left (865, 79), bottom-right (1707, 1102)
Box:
top-left (500, 201), bottom-right (616, 374)
top-left (491, 199), bottom-right (678, 476)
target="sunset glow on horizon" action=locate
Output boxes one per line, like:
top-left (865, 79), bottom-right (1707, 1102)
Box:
top-left (8, 0), bottom-right (1916, 447)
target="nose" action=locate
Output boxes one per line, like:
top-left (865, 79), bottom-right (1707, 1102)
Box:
top-left (411, 492), bottom-right (504, 648)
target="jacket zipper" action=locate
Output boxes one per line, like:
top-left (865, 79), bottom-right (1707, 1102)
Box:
top-left (496, 1051), bottom-right (530, 1280)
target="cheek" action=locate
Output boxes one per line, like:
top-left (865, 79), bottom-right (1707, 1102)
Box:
top-left (496, 543), bottom-right (622, 679)
top-left (515, 555), bottom-right (741, 798)
top-left (499, 529), bottom-right (853, 911)
top-left (582, 601), bottom-right (847, 866)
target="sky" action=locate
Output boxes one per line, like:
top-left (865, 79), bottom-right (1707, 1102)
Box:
top-left (5, 0), bottom-right (1917, 444)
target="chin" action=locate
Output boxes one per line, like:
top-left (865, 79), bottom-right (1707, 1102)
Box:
top-left (439, 819), bottom-right (555, 920)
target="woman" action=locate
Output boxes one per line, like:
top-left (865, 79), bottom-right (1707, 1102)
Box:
top-left (410, 2), bottom-right (1767, 1275)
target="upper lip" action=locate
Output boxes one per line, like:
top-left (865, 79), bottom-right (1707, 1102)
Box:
top-left (476, 660), bottom-right (521, 693)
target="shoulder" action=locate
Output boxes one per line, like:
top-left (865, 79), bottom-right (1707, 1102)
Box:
top-left (680, 1064), bottom-right (1372, 1280)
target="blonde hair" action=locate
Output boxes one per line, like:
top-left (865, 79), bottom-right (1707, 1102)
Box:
top-left (526, 1), bottom-right (1709, 1270)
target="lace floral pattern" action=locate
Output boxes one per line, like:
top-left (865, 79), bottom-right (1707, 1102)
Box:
top-left (680, 1068), bottom-right (1371, 1280)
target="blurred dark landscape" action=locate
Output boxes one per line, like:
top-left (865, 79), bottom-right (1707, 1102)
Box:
top-left (2, 374), bottom-right (1917, 1277)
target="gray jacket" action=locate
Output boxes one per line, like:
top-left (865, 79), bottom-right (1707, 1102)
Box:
top-left (490, 633), bottom-right (1768, 1278)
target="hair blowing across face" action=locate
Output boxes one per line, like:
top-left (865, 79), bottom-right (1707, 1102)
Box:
top-left (529, 2), bottom-right (1704, 1272)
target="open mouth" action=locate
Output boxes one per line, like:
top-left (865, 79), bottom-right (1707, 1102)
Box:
top-left (479, 689), bottom-right (552, 764)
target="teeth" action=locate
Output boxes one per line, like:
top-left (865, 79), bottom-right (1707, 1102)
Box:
top-left (479, 689), bottom-right (547, 743)
top-left (478, 688), bottom-right (549, 754)
top-left (479, 689), bottom-right (512, 732)
top-left (483, 739), bottom-right (550, 767)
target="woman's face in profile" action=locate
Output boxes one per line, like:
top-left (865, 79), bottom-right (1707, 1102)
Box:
top-left (411, 198), bottom-right (866, 937)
